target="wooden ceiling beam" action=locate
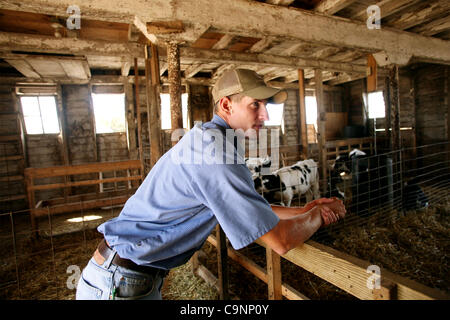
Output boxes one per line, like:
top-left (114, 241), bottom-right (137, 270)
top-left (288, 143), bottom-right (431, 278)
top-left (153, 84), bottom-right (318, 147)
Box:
top-left (386, 0), bottom-right (450, 31)
top-left (265, 0), bottom-right (295, 6)
top-left (0, 32), bottom-right (145, 57)
top-left (410, 16), bottom-right (450, 37)
top-left (2, 0), bottom-right (449, 64)
top-left (174, 47), bottom-right (368, 75)
top-left (352, 0), bottom-right (422, 22)
top-left (314, 0), bottom-right (359, 15)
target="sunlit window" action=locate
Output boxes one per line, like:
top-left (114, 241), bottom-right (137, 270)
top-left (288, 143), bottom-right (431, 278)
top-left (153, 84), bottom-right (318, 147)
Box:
top-left (305, 96), bottom-right (317, 128)
top-left (368, 91), bottom-right (385, 119)
top-left (20, 96), bottom-right (60, 134)
top-left (91, 93), bottom-right (126, 133)
top-left (265, 103), bottom-right (284, 126)
top-left (160, 93), bottom-right (189, 130)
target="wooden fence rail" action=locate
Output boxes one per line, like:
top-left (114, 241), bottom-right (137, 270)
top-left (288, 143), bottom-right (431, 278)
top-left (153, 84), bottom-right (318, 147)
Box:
top-left (192, 226), bottom-right (449, 300)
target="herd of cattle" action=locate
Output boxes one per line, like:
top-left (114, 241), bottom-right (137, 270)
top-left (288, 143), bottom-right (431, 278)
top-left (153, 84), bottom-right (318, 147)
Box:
top-left (245, 149), bottom-right (429, 215)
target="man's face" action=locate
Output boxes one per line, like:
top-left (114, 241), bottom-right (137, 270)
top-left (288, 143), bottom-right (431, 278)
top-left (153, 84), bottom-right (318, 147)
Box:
top-left (227, 96), bottom-right (269, 135)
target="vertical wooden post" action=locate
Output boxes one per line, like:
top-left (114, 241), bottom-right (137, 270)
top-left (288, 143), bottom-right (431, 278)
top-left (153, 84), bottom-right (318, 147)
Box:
top-left (315, 69), bottom-right (327, 193)
top-left (216, 224), bottom-right (229, 300)
top-left (145, 44), bottom-right (162, 167)
top-left (389, 65), bottom-right (401, 152)
top-left (87, 84), bottom-right (98, 163)
top-left (410, 71), bottom-right (417, 165)
top-left (124, 79), bottom-right (137, 159)
top-left (445, 66), bottom-right (450, 164)
top-left (134, 58), bottom-right (144, 175)
top-left (367, 54), bottom-right (377, 93)
top-left (56, 84), bottom-right (70, 200)
top-left (266, 247), bottom-right (282, 300)
top-left (298, 69), bottom-right (308, 158)
top-left (384, 76), bottom-right (392, 150)
top-left (167, 41), bottom-right (183, 146)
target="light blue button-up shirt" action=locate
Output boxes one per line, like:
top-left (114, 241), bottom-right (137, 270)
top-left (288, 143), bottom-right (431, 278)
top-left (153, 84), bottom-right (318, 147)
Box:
top-left (97, 115), bottom-right (279, 270)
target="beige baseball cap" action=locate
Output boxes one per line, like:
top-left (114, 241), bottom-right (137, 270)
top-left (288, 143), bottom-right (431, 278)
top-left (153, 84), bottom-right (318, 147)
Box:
top-left (212, 68), bottom-right (287, 105)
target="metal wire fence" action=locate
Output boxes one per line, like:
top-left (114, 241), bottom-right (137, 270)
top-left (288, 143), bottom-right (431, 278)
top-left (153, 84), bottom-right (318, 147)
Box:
top-left (0, 142), bottom-right (448, 299)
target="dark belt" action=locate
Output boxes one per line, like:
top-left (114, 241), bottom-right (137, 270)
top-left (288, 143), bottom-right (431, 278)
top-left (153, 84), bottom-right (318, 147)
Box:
top-left (96, 239), bottom-right (169, 277)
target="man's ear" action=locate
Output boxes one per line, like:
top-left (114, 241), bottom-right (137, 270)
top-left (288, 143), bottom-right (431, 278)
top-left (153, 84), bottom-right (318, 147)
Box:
top-left (219, 96), bottom-right (233, 115)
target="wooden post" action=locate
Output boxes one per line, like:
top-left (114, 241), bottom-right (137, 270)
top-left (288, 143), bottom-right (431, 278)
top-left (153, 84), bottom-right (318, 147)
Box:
top-left (389, 65), bottom-right (401, 152)
top-left (315, 69), bottom-right (327, 193)
top-left (167, 41), bottom-right (183, 146)
top-left (125, 79), bottom-right (137, 158)
top-left (145, 44), bottom-right (162, 167)
top-left (372, 279), bottom-right (397, 300)
top-left (410, 71), bottom-right (418, 165)
top-left (56, 84), bottom-right (70, 200)
top-left (266, 247), bottom-right (282, 300)
top-left (134, 58), bottom-right (144, 175)
top-left (445, 66), bottom-right (450, 165)
top-left (384, 76), bottom-right (392, 150)
top-left (298, 69), bottom-right (308, 158)
top-left (367, 54), bottom-right (377, 93)
top-left (216, 224), bottom-right (229, 300)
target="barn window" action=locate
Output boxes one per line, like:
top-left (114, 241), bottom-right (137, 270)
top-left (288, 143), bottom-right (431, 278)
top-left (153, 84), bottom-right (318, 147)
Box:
top-left (367, 91), bottom-right (385, 119)
top-left (265, 103), bottom-right (284, 127)
top-left (160, 93), bottom-right (189, 130)
top-left (91, 93), bottom-right (126, 133)
top-left (20, 96), bottom-right (60, 134)
top-left (305, 96), bottom-right (317, 128)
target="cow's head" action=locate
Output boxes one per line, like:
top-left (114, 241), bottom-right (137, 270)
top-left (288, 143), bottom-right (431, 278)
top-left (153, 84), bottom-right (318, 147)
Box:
top-left (331, 155), bottom-right (352, 181)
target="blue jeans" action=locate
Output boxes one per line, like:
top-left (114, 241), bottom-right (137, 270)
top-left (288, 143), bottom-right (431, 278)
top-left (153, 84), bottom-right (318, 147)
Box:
top-left (76, 250), bottom-right (165, 300)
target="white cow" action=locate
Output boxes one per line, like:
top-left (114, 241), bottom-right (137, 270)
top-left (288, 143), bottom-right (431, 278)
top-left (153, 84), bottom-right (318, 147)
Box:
top-left (254, 159), bottom-right (320, 207)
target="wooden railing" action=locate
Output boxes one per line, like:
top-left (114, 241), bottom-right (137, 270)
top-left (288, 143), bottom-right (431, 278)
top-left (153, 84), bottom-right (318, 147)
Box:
top-left (24, 160), bottom-right (143, 235)
top-left (192, 226), bottom-right (449, 300)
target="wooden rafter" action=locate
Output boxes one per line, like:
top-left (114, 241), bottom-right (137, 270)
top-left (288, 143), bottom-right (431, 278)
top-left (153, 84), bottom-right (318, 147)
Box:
top-left (314, 0), bottom-right (358, 15)
top-left (1, 0), bottom-right (448, 65)
top-left (0, 32), bottom-right (144, 57)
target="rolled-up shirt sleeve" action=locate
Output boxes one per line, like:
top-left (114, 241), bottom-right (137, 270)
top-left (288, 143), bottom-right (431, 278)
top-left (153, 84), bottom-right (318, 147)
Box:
top-left (190, 163), bottom-right (280, 250)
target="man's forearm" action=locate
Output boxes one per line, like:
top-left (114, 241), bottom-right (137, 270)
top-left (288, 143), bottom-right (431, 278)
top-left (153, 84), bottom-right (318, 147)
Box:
top-left (261, 206), bottom-right (323, 255)
top-left (271, 204), bottom-right (310, 219)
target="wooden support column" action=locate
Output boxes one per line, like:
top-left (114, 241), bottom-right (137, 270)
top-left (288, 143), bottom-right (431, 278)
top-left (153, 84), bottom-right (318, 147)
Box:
top-left (167, 41), bottom-right (183, 146)
top-left (298, 69), bottom-right (308, 158)
top-left (367, 54), bottom-right (377, 93)
top-left (56, 84), bottom-right (70, 200)
top-left (145, 44), bottom-right (162, 167)
top-left (266, 247), bottom-right (282, 300)
top-left (134, 58), bottom-right (144, 174)
top-left (216, 224), bottom-right (229, 300)
top-left (124, 79), bottom-right (137, 159)
top-left (389, 65), bottom-right (401, 152)
top-left (410, 71), bottom-right (418, 163)
top-left (384, 76), bottom-right (392, 149)
top-left (315, 69), bottom-right (327, 193)
top-left (446, 66), bottom-right (450, 162)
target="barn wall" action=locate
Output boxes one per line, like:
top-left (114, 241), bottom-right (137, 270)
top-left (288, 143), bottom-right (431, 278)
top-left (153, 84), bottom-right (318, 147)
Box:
top-left (414, 65), bottom-right (448, 146)
top-left (0, 82), bottom-right (26, 212)
top-left (62, 85), bottom-right (97, 165)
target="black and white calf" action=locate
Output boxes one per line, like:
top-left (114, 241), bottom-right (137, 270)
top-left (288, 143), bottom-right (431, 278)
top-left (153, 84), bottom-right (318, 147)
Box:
top-left (253, 159), bottom-right (320, 207)
top-left (244, 156), bottom-right (272, 179)
top-left (328, 149), bottom-right (366, 199)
